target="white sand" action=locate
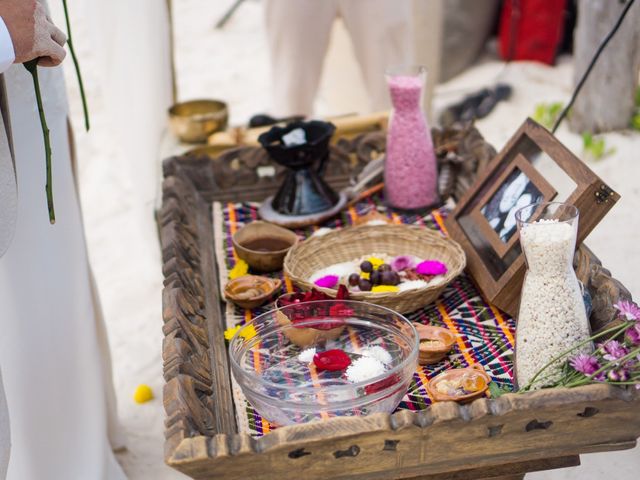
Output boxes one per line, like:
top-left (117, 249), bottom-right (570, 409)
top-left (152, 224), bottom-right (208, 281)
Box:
top-left (52, 1), bottom-right (639, 479)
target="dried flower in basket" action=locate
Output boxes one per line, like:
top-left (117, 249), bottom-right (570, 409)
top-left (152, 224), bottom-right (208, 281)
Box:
top-left (416, 260), bottom-right (448, 276)
top-left (314, 275), bottom-right (339, 289)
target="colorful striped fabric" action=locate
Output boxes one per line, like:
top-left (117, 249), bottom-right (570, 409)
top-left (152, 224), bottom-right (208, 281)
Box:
top-left (213, 195), bottom-right (516, 437)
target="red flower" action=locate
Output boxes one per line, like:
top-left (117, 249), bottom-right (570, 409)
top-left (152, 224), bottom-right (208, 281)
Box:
top-left (329, 304), bottom-right (354, 318)
top-left (313, 349), bottom-right (352, 372)
top-left (279, 288), bottom-right (352, 330)
top-left (335, 285), bottom-right (350, 300)
top-left (301, 317), bottom-right (345, 331)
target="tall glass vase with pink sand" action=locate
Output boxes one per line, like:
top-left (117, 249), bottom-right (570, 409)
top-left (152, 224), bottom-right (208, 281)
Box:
top-left (384, 66), bottom-right (439, 211)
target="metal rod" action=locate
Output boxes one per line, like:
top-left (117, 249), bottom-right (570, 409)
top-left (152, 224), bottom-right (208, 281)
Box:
top-left (215, 0), bottom-right (246, 29)
top-left (552, 0), bottom-right (636, 133)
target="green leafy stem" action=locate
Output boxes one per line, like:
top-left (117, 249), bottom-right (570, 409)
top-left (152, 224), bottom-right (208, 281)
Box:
top-left (22, 0), bottom-right (90, 223)
top-left (519, 322), bottom-right (632, 392)
top-left (24, 59), bottom-right (54, 223)
top-left (62, 0), bottom-right (89, 131)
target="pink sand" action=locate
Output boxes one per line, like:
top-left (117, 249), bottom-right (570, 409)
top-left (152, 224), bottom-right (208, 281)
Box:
top-left (384, 75), bottom-right (439, 210)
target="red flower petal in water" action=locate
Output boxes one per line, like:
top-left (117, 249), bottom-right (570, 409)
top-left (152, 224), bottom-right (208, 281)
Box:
top-left (293, 316), bottom-right (345, 330)
top-left (365, 374), bottom-right (400, 395)
top-left (309, 289), bottom-right (327, 301)
top-left (336, 284), bottom-right (350, 300)
top-left (329, 304), bottom-right (354, 318)
top-left (313, 349), bottom-right (352, 372)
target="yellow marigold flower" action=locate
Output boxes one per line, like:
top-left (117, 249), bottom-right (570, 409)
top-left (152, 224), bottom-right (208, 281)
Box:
top-left (224, 323), bottom-right (258, 341)
top-left (240, 323), bottom-right (257, 340)
top-left (367, 257), bottom-right (385, 270)
top-left (371, 285), bottom-right (399, 293)
top-left (360, 271), bottom-right (370, 280)
top-left (224, 325), bottom-right (241, 340)
top-left (229, 259), bottom-right (249, 280)
top-left (133, 384), bottom-right (154, 404)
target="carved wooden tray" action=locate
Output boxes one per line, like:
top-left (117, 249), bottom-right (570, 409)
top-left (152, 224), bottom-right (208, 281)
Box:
top-left (160, 129), bottom-right (639, 480)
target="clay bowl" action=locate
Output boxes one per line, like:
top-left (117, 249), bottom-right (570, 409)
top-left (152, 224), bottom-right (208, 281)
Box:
top-left (413, 324), bottom-right (456, 365)
top-left (168, 99), bottom-right (228, 143)
top-left (224, 276), bottom-right (282, 309)
top-left (426, 365), bottom-right (491, 404)
top-left (232, 221), bottom-right (299, 273)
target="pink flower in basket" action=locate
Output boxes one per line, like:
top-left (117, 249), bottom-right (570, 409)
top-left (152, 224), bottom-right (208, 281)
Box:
top-left (314, 275), bottom-right (339, 289)
top-left (416, 260), bottom-right (448, 276)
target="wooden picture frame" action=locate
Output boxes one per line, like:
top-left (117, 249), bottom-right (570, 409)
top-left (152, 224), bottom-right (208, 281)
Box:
top-left (445, 118), bottom-right (619, 317)
top-left (468, 153), bottom-right (557, 258)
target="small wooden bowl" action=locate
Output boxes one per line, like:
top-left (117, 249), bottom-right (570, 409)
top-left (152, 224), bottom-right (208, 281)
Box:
top-left (169, 99), bottom-right (228, 143)
top-left (426, 365), bottom-right (491, 404)
top-left (224, 276), bottom-right (282, 309)
top-left (233, 221), bottom-right (299, 273)
top-left (414, 324), bottom-right (456, 365)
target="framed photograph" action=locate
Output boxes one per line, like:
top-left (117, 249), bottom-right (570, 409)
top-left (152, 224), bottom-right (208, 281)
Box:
top-left (446, 118), bottom-right (619, 317)
top-left (470, 153), bottom-right (557, 258)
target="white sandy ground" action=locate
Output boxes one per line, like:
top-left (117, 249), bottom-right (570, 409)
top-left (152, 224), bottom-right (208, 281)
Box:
top-left (50, 0), bottom-right (639, 478)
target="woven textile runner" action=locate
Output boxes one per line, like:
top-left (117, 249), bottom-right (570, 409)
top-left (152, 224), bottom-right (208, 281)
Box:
top-left (212, 194), bottom-right (516, 437)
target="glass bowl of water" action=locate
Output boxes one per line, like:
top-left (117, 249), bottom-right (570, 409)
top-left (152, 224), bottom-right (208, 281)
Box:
top-left (229, 300), bottom-right (418, 426)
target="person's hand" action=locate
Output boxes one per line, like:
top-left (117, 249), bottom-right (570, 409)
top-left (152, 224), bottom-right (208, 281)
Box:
top-left (0, 0), bottom-right (66, 67)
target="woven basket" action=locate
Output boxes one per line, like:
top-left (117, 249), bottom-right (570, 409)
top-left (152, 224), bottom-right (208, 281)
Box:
top-left (283, 224), bottom-right (466, 314)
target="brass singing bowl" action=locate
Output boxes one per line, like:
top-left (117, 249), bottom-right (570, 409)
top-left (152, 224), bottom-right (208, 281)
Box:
top-left (184, 145), bottom-right (233, 158)
top-left (169, 99), bottom-right (228, 143)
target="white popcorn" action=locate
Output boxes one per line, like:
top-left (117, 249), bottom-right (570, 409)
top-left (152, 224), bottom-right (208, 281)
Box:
top-left (516, 219), bottom-right (592, 388)
top-left (360, 346), bottom-right (392, 366)
top-left (346, 357), bottom-right (386, 383)
top-left (398, 279), bottom-right (428, 292)
top-left (297, 348), bottom-right (316, 363)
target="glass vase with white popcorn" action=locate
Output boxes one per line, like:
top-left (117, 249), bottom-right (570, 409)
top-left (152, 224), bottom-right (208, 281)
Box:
top-left (514, 202), bottom-right (592, 389)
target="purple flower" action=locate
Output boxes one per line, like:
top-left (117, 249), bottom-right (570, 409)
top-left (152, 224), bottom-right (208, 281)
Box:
top-left (601, 340), bottom-right (628, 362)
top-left (416, 260), bottom-right (448, 276)
top-left (625, 323), bottom-right (640, 345)
top-left (614, 300), bottom-right (640, 321)
top-left (607, 368), bottom-right (630, 382)
top-left (314, 275), bottom-right (339, 289)
top-left (570, 353), bottom-right (601, 375)
top-left (391, 255), bottom-right (415, 272)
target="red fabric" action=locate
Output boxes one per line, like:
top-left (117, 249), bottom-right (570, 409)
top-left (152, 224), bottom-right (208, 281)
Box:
top-left (499, 0), bottom-right (568, 65)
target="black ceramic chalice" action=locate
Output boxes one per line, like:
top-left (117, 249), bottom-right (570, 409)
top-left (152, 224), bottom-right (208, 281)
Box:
top-left (258, 121), bottom-right (340, 217)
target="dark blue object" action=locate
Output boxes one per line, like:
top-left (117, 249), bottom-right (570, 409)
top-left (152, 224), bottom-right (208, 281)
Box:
top-left (581, 281), bottom-right (593, 319)
top-left (259, 121), bottom-right (339, 216)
